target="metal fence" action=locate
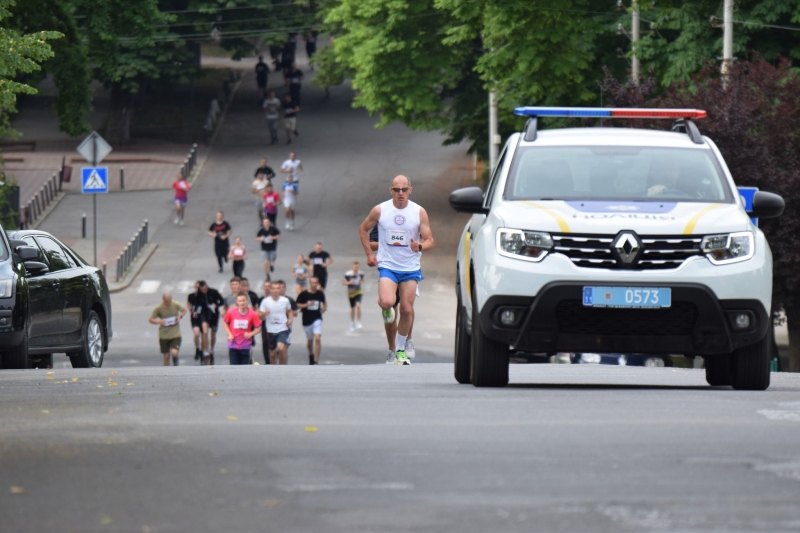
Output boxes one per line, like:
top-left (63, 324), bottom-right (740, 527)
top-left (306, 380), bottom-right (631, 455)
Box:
top-left (115, 220), bottom-right (148, 282)
top-left (22, 173), bottom-right (61, 228)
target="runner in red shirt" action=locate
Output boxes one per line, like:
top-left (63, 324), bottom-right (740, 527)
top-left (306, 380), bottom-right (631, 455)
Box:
top-left (262, 183), bottom-right (282, 225)
top-left (172, 172), bottom-right (191, 226)
top-left (222, 294), bottom-right (262, 365)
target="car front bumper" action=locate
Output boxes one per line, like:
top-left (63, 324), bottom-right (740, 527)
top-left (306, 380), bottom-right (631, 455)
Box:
top-left (478, 282), bottom-right (769, 355)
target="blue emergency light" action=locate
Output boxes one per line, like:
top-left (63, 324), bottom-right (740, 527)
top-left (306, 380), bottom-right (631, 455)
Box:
top-left (514, 107), bottom-right (707, 119)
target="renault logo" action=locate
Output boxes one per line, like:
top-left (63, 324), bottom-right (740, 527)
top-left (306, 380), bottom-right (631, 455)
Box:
top-left (614, 232), bottom-right (641, 264)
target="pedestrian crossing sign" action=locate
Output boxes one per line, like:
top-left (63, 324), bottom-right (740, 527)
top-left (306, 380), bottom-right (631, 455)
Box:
top-left (81, 167), bottom-right (109, 194)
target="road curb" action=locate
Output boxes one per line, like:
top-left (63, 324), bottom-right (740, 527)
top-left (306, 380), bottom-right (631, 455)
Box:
top-left (107, 243), bottom-right (159, 293)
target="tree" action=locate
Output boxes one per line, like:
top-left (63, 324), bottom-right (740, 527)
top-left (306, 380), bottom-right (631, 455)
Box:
top-left (603, 57), bottom-right (800, 371)
top-left (0, 0), bottom-right (61, 138)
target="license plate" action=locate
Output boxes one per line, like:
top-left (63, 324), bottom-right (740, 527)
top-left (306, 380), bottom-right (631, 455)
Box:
top-left (582, 286), bottom-right (671, 308)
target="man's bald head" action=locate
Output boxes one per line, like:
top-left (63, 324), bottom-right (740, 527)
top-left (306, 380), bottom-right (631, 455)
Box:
top-left (391, 175), bottom-right (411, 188)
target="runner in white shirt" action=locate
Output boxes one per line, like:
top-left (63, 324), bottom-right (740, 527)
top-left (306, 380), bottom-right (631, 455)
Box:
top-left (258, 283), bottom-right (293, 364)
top-left (281, 152), bottom-right (304, 182)
top-left (359, 175), bottom-right (434, 365)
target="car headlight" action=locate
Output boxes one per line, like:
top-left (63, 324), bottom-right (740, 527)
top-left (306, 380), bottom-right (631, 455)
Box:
top-left (496, 229), bottom-right (553, 262)
top-left (580, 353), bottom-right (602, 364)
top-left (0, 279), bottom-right (13, 298)
top-left (701, 232), bottom-right (754, 265)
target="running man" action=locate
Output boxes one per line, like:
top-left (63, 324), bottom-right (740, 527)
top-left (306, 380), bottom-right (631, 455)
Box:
top-left (258, 281), bottom-right (293, 364)
top-left (296, 277), bottom-right (327, 365)
top-left (282, 174), bottom-right (299, 230)
top-left (342, 261), bottom-right (365, 331)
top-left (222, 294), bottom-right (261, 365)
top-left (256, 218), bottom-right (281, 279)
top-left (276, 280), bottom-right (299, 359)
top-left (172, 172), bottom-right (190, 225)
top-left (359, 175), bottom-right (433, 365)
top-left (254, 158), bottom-right (276, 182)
top-left (308, 242), bottom-right (333, 289)
top-left (149, 291), bottom-right (187, 366)
top-left (282, 94), bottom-right (300, 143)
top-left (263, 183), bottom-right (281, 225)
top-left (188, 282), bottom-right (207, 362)
top-left (263, 92), bottom-right (281, 145)
top-left (208, 211), bottom-right (232, 273)
top-left (255, 55), bottom-right (269, 100)
top-left (258, 280), bottom-right (272, 364)
top-left (198, 281), bottom-right (224, 365)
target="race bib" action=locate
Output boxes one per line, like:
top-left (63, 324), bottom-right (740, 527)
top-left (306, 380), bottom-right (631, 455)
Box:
top-left (307, 301), bottom-right (320, 311)
top-left (233, 319), bottom-right (249, 330)
top-left (386, 230), bottom-right (409, 247)
top-left (265, 237), bottom-right (273, 244)
top-left (163, 317), bottom-right (176, 327)
top-left (313, 258), bottom-right (323, 265)
top-left (270, 316), bottom-right (283, 324)
top-left (233, 249), bottom-right (244, 257)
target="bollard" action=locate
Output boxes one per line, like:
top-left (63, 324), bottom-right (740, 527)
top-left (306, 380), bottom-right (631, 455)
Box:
top-left (42, 186), bottom-right (49, 205)
top-left (47, 180), bottom-right (54, 201)
top-left (34, 196), bottom-right (41, 217)
top-left (144, 220), bottom-right (148, 242)
top-left (52, 174), bottom-right (58, 194)
top-left (120, 167), bottom-right (125, 190)
top-left (82, 213), bottom-right (87, 238)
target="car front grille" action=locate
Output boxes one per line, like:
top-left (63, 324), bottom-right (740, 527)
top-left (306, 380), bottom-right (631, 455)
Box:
top-left (556, 301), bottom-right (698, 336)
top-left (552, 234), bottom-right (703, 270)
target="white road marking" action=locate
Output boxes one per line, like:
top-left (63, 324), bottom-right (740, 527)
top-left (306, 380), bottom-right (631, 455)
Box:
top-left (175, 280), bottom-right (195, 293)
top-left (137, 280), bottom-right (161, 294)
top-left (120, 359), bottom-right (142, 365)
top-left (278, 482), bottom-right (412, 492)
top-left (423, 332), bottom-right (443, 339)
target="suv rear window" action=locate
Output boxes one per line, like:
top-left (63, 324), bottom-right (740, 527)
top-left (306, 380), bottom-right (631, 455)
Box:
top-left (504, 146), bottom-right (733, 203)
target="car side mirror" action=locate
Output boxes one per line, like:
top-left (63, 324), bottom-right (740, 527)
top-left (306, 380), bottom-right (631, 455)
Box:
top-left (16, 246), bottom-right (39, 261)
top-left (23, 261), bottom-right (49, 276)
top-left (449, 187), bottom-right (488, 214)
top-left (751, 191), bottom-right (784, 219)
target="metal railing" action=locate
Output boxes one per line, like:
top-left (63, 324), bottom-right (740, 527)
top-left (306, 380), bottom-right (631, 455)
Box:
top-left (22, 173), bottom-right (61, 229)
top-left (115, 220), bottom-right (149, 282)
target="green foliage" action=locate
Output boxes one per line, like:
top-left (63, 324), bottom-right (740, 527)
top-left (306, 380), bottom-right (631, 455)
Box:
top-left (0, 0), bottom-right (61, 138)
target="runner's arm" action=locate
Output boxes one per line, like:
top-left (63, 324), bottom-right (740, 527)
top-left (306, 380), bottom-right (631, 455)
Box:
top-left (411, 208), bottom-right (435, 253)
top-left (221, 318), bottom-right (234, 341)
top-left (359, 206), bottom-right (381, 266)
top-left (320, 300), bottom-right (328, 313)
top-left (148, 314), bottom-right (164, 326)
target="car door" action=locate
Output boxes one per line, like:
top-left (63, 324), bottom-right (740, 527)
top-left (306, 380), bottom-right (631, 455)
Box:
top-left (35, 236), bottom-right (86, 345)
top-left (20, 236), bottom-right (63, 347)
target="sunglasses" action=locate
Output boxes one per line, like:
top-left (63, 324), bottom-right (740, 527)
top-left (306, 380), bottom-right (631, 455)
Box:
top-left (391, 187), bottom-right (410, 193)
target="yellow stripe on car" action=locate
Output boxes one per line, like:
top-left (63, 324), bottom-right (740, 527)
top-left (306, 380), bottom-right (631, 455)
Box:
top-left (521, 202), bottom-right (571, 233)
top-left (683, 204), bottom-right (723, 235)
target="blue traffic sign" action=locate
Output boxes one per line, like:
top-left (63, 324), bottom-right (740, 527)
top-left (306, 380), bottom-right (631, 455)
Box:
top-left (81, 167), bottom-right (108, 194)
top-left (737, 186), bottom-right (758, 226)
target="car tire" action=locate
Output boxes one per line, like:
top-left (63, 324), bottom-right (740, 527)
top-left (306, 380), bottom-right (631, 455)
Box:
top-left (454, 288), bottom-right (471, 384)
top-left (30, 354), bottom-right (53, 369)
top-left (730, 328), bottom-right (771, 391)
top-left (704, 355), bottom-right (732, 386)
top-left (69, 311), bottom-right (104, 369)
top-left (470, 291), bottom-right (509, 387)
top-left (2, 327), bottom-right (29, 369)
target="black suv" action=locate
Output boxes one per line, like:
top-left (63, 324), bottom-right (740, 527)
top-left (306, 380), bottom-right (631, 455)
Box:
top-left (0, 227), bottom-right (112, 369)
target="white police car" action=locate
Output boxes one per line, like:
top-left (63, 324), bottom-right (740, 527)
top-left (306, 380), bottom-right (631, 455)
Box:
top-left (450, 107), bottom-right (785, 390)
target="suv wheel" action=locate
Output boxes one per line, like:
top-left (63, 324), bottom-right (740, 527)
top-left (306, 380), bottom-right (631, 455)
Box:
top-left (470, 291), bottom-right (509, 387)
top-left (69, 311), bottom-right (104, 368)
top-left (454, 286), bottom-right (471, 384)
top-left (730, 328), bottom-right (771, 391)
top-left (2, 327), bottom-right (29, 369)
top-left (704, 355), bottom-right (732, 386)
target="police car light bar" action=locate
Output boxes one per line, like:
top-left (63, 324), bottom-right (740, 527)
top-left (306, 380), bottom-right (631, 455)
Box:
top-left (514, 107), bottom-right (707, 119)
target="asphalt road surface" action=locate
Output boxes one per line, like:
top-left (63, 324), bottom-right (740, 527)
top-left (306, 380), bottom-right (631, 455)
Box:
top-left (2, 364), bottom-right (800, 532)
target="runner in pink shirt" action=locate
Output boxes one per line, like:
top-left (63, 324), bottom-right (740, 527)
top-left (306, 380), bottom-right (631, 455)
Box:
top-left (263, 183), bottom-right (281, 225)
top-left (222, 294), bottom-right (262, 365)
top-left (172, 172), bottom-right (191, 225)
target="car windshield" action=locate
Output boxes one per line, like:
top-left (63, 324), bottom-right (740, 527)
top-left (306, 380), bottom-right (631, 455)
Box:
top-left (504, 146), bottom-right (733, 203)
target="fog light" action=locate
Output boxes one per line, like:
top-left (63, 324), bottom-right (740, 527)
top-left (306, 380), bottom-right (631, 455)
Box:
top-left (500, 309), bottom-right (516, 325)
top-left (580, 353), bottom-right (601, 364)
top-left (735, 313), bottom-right (751, 330)
top-left (0, 317), bottom-right (7, 325)
top-left (617, 355), bottom-right (627, 366)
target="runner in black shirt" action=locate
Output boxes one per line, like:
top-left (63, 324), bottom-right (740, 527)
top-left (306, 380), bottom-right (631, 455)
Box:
top-left (254, 158), bottom-right (276, 181)
top-left (187, 282), bottom-right (207, 362)
top-left (282, 94), bottom-right (300, 143)
top-left (296, 277), bottom-right (327, 365)
top-left (308, 242), bottom-right (333, 289)
top-left (255, 56), bottom-right (269, 100)
top-left (286, 62), bottom-right (304, 105)
top-left (199, 281), bottom-right (225, 365)
top-left (207, 211), bottom-right (232, 273)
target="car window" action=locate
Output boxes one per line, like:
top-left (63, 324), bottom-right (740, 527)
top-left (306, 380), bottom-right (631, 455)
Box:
top-left (20, 237), bottom-right (46, 263)
top-left (484, 147), bottom-right (507, 208)
top-left (35, 236), bottom-right (74, 272)
top-left (504, 146), bottom-right (733, 203)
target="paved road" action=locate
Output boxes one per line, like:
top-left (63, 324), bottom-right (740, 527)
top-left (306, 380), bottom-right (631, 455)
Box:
top-left (37, 59), bottom-right (472, 368)
top-left (2, 364), bottom-right (799, 532)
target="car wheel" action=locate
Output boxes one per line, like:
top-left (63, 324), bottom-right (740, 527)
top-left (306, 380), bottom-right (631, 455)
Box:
top-left (454, 287), bottom-right (471, 384)
top-left (69, 311), bottom-right (104, 368)
top-left (2, 327), bottom-right (29, 369)
top-left (704, 355), bottom-right (732, 386)
top-left (730, 328), bottom-right (771, 391)
top-left (30, 354), bottom-right (54, 369)
top-left (470, 290), bottom-right (509, 387)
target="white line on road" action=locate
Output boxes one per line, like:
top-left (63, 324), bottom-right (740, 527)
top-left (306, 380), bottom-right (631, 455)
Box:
top-left (137, 280), bottom-right (161, 294)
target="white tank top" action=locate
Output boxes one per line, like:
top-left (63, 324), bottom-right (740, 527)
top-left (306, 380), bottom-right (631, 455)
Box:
top-left (376, 199), bottom-right (422, 272)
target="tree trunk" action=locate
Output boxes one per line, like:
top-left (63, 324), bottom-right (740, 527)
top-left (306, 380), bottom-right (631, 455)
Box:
top-left (785, 306), bottom-right (800, 372)
top-left (105, 82), bottom-right (133, 145)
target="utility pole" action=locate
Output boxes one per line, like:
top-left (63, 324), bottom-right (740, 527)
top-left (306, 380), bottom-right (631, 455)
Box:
top-left (722, 0), bottom-right (734, 75)
top-left (631, 1), bottom-right (640, 85)
top-left (488, 91), bottom-right (500, 172)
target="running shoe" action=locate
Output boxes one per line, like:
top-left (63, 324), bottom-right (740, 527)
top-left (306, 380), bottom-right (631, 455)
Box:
top-left (382, 308), bottom-right (395, 324)
top-left (355, 321), bottom-right (363, 329)
top-left (385, 350), bottom-right (395, 364)
top-left (394, 350), bottom-right (410, 365)
top-left (285, 221), bottom-right (291, 229)
top-left (405, 339), bottom-right (416, 359)
top-left (349, 323), bottom-right (356, 332)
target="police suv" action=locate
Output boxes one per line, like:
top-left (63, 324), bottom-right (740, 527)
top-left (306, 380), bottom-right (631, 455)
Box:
top-left (450, 107), bottom-right (785, 390)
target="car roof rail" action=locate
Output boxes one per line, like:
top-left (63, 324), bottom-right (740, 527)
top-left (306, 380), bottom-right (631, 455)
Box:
top-left (671, 119), bottom-right (704, 145)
